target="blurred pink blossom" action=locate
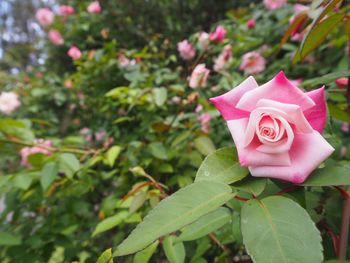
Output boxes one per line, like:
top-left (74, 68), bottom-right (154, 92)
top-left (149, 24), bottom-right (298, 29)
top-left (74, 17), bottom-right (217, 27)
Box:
top-left (294, 4), bottom-right (309, 14)
top-left (95, 130), bottom-right (106, 141)
top-left (198, 32), bottom-right (209, 49)
top-left (335, 77), bottom-right (348, 88)
top-left (0, 92), bottom-right (21, 115)
top-left (20, 139), bottom-right (53, 167)
top-left (195, 105), bottom-right (203, 113)
top-left (198, 113), bottom-right (211, 134)
top-left (239, 51), bottom-right (266, 75)
top-left (118, 54), bottom-right (136, 67)
top-left (87, 1), bottom-right (102, 14)
top-left (209, 26), bottom-right (227, 43)
top-left (246, 19), bottom-right (256, 29)
top-left (68, 46), bottom-right (82, 60)
top-left (80, 128), bottom-right (93, 143)
top-left (48, 30), bottom-right (64, 45)
top-left (214, 45), bottom-right (232, 72)
top-left (189, 64), bottom-right (210, 89)
top-left (263, 0), bottom-right (287, 10)
top-left (35, 8), bottom-right (54, 26)
top-left (177, 40), bottom-right (196, 60)
top-left (170, 96), bottom-right (181, 105)
top-left (59, 5), bottom-right (75, 16)
top-left (290, 79), bottom-right (303, 87)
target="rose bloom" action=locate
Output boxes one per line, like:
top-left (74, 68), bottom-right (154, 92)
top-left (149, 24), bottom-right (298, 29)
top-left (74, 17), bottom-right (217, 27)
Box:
top-left (198, 32), bottom-right (209, 49)
top-left (177, 40), bottom-right (196, 60)
top-left (264, 0), bottom-right (287, 10)
top-left (209, 26), bottom-right (227, 43)
top-left (87, 1), bottom-right (102, 13)
top-left (210, 71), bottom-right (334, 183)
top-left (48, 30), bottom-right (64, 45)
top-left (35, 8), bottom-right (54, 26)
top-left (0, 91), bottom-right (21, 115)
top-left (189, 64), bottom-right (210, 89)
top-left (68, 46), bottom-right (82, 60)
top-left (239, 51), bottom-right (266, 75)
top-left (118, 54), bottom-right (136, 68)
top-left (246, 19), bottom-right (256, 29)
top-left (95, 130), bottom-right (106, 141)
top-left (335, 77), bottom-right (348, 88)
top-left (198, 113), bottom-right (211, 134)
top-left (20, 139), bottom-right (53, 167)
top-left (214, 45), bottom-right (232, 72)
top-left (59, 5), bottom-right (75, 16)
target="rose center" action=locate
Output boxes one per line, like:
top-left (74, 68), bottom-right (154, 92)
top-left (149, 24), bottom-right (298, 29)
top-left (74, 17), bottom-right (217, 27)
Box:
top-left (256, 114), bottom-right (285, 144)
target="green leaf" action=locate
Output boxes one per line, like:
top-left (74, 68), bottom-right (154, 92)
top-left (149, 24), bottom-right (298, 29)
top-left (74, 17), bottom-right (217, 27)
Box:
top-left (241, 196), bottom-right (323, 263)
top-left (302, 160), bottom-right (350, 186)
top-left (97, 248), bottom-right (113, 263)
top-left (40, 162), bottom-right (59, 191)
top-left (59, 153), bottom-right (80, 179)
top-left (153, 88), bottom-right (167, 106)
top-left (329, 104), bottom-right (350, 123)
top-left (105, 146), bottom-right (122, 167)
top-left (193, 137), bottom-right (215, 156)
top-left (195, 147), bottom-right (248, 184)
top-left (324, 261), bottom-right (350, 263)
top-left (114, 181), bottom-right (233, 256)
top-left (133, 241), bottom-right (159, 263)
top-left (12, 173), bottom-right (34, 190)
top-left (148, 142), bottom-right (168, 160)
top-left (163, 235), bottom-right (185, 263)
top-left (0, 232), bottom-right (22, 246)
top-left (301, 70), bottom-right (350, 88)
top-left (92, 211), bottom-right (129, 237)
top-left (233, 177), bottom-right (267, 196)
top-left (177, 207), bottom-right (231, 242)
top-left (129, 191), bottom-right (147, 214)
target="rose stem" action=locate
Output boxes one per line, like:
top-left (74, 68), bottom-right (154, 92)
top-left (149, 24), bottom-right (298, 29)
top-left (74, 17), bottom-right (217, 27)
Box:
top-left (337, 33), bottom-right (350, 260)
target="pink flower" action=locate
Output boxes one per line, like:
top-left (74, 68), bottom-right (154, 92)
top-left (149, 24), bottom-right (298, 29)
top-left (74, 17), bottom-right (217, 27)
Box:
top-left (246, 19), bottom-right (256, 29)
top-left (293, 4), bottom-right (309, 14)
top-left (80, 128), bottom-right (92, 143)
top-left (263, 0), bottom-right (287, 10)
top-left (198, 113), bottom-right (211, 134)
top-left (170, 96), bottom-right (181, 105)
top-left (210, 71), bottom-right (334, 183)
top-left (198, 32), bottom-right (209, 49)
top-left (290, 79), bottom-right (303, 87)
top-left (87, 1), bottom-right (102, 14)
top-left (20, 139), bottom-right (52, 167)
top-left (289, 4), bottom-right (309, 42)
top-left (239, 51), bottom-right (266, 75)
top-left (189, 64), bottom-right (210, 89)
top-left (59, 5), bottom-right (75, 16)
top-left (209, 26), bottom-right (227, 43)
top-left (177, 40), bottom-right (196, 60)
top-left (68, 46), bottom-right (82, 60)
top-left (118, 54), bottom-right (136, 67)
top-left (0, 92), bottom-right (21, 114)
top-left (35, 8), bottom-right (54, 26)
top-left (195, 104), bottom-right (203, 113)
top-left (95, 130), bottom-right (106, 141)
top-left (48, 30), bottom-right (64, 45)
top-left (335, 77), bottom-right (348, 88)
top-left (214, 45), bottom-right (232, 72)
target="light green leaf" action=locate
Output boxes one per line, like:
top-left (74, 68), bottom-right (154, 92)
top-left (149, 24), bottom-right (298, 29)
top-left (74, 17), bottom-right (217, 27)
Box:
top-left (133, 241), bottom-right (159, 263)
top-left (177, 207), bottom-right (231, 242)
top-left (241, 196), bottom-right (323, 263)
top-left (97, 248), bottom-right (113, 263)
top-left (163, 235), bottom-right (185, 263)
top-left (114, 181), bottom-right (233, 256)
top-left (0, 232), bottom-right (22, 246)
top-left (59, 153), bottom-right (80, 179)
top-left (129, 191), bottom-right (147, 214)
top-left (105, 146), bottom-right (122, 167)
top-left (40, 162), bottom-right (59, 191)
top-left (302, 160), bottom-right (350, 186)
top-left (329, 104), bottom-right (350, 123)
top-left (92, 211), bottom-right (129, 237)
top-left (195, 147), bottom-right (248, 184)
top-left (193, 137), bottom-right (215, 156)
top-left (233, 177), bottom-right (267, 196)
top-left (301, 70), bottom-right (350, 88)
top-left (12, 173), bottom-right (34, 190)
top-left (153, 88), bottom-right (167, 106)
top-left (148, 142), bottom-right (168, 160)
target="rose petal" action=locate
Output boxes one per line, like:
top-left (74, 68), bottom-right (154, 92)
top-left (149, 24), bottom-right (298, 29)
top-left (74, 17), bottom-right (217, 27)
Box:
top-left (249, 130), bottom-right (334, 183)
top-left (227, 119), bottom-right (291, 166)
top-left (304, 87), bottom-right (327, 133)
top-left (236, 71), bottom-right (315, 112)
top-left (210, 76), bottom-right (259, 120)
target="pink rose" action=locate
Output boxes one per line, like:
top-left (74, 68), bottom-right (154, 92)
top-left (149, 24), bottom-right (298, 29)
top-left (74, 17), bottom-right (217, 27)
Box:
top-left (210, 71), bottom-right (334, 183)
top-left (239, 51), bottom-right (266, 75)
top-left (209, 26), bottom-right (227, 43)
top-left (246, 19), bottom-right (256, 29)
top-left (68, 46), bottom-right (82, 60)
top-left (59, 5), bottom-right (75, 16)
top-left (198, 32), bottom-right (209, 49)
top-left (198, 113), bottom-right (211, 134)
top-left (95, 130), bottom-right (106, 141)
top-left (335, 77), bottom-right (348, 88)
top-left (35, 8), bottom-right (54, 26)
top-left (118, 54), bottom-right (136, 67)
top-left (87, 1), bottom-right (102, 14)
top-left (48, 30), bottom-right (64, 45)
top-left (0, 92), bottom-right (21, 115)
top-left (263, 0), bottom-right (287, 10)
top-left (290, 79), bottom-right (303, 87)
top-left (214, 45), bottom-right (232, 72)
top-left (177, 40), bottom-right (196, 60)
top-left (20, 139), bottom-right (53, 167)
top-left (189, 64), bottom-right (210, 89)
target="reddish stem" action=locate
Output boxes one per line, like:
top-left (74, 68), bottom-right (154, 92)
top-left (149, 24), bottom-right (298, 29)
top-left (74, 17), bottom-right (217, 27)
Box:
top-left (234, 196), bottom-right (250, 201)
